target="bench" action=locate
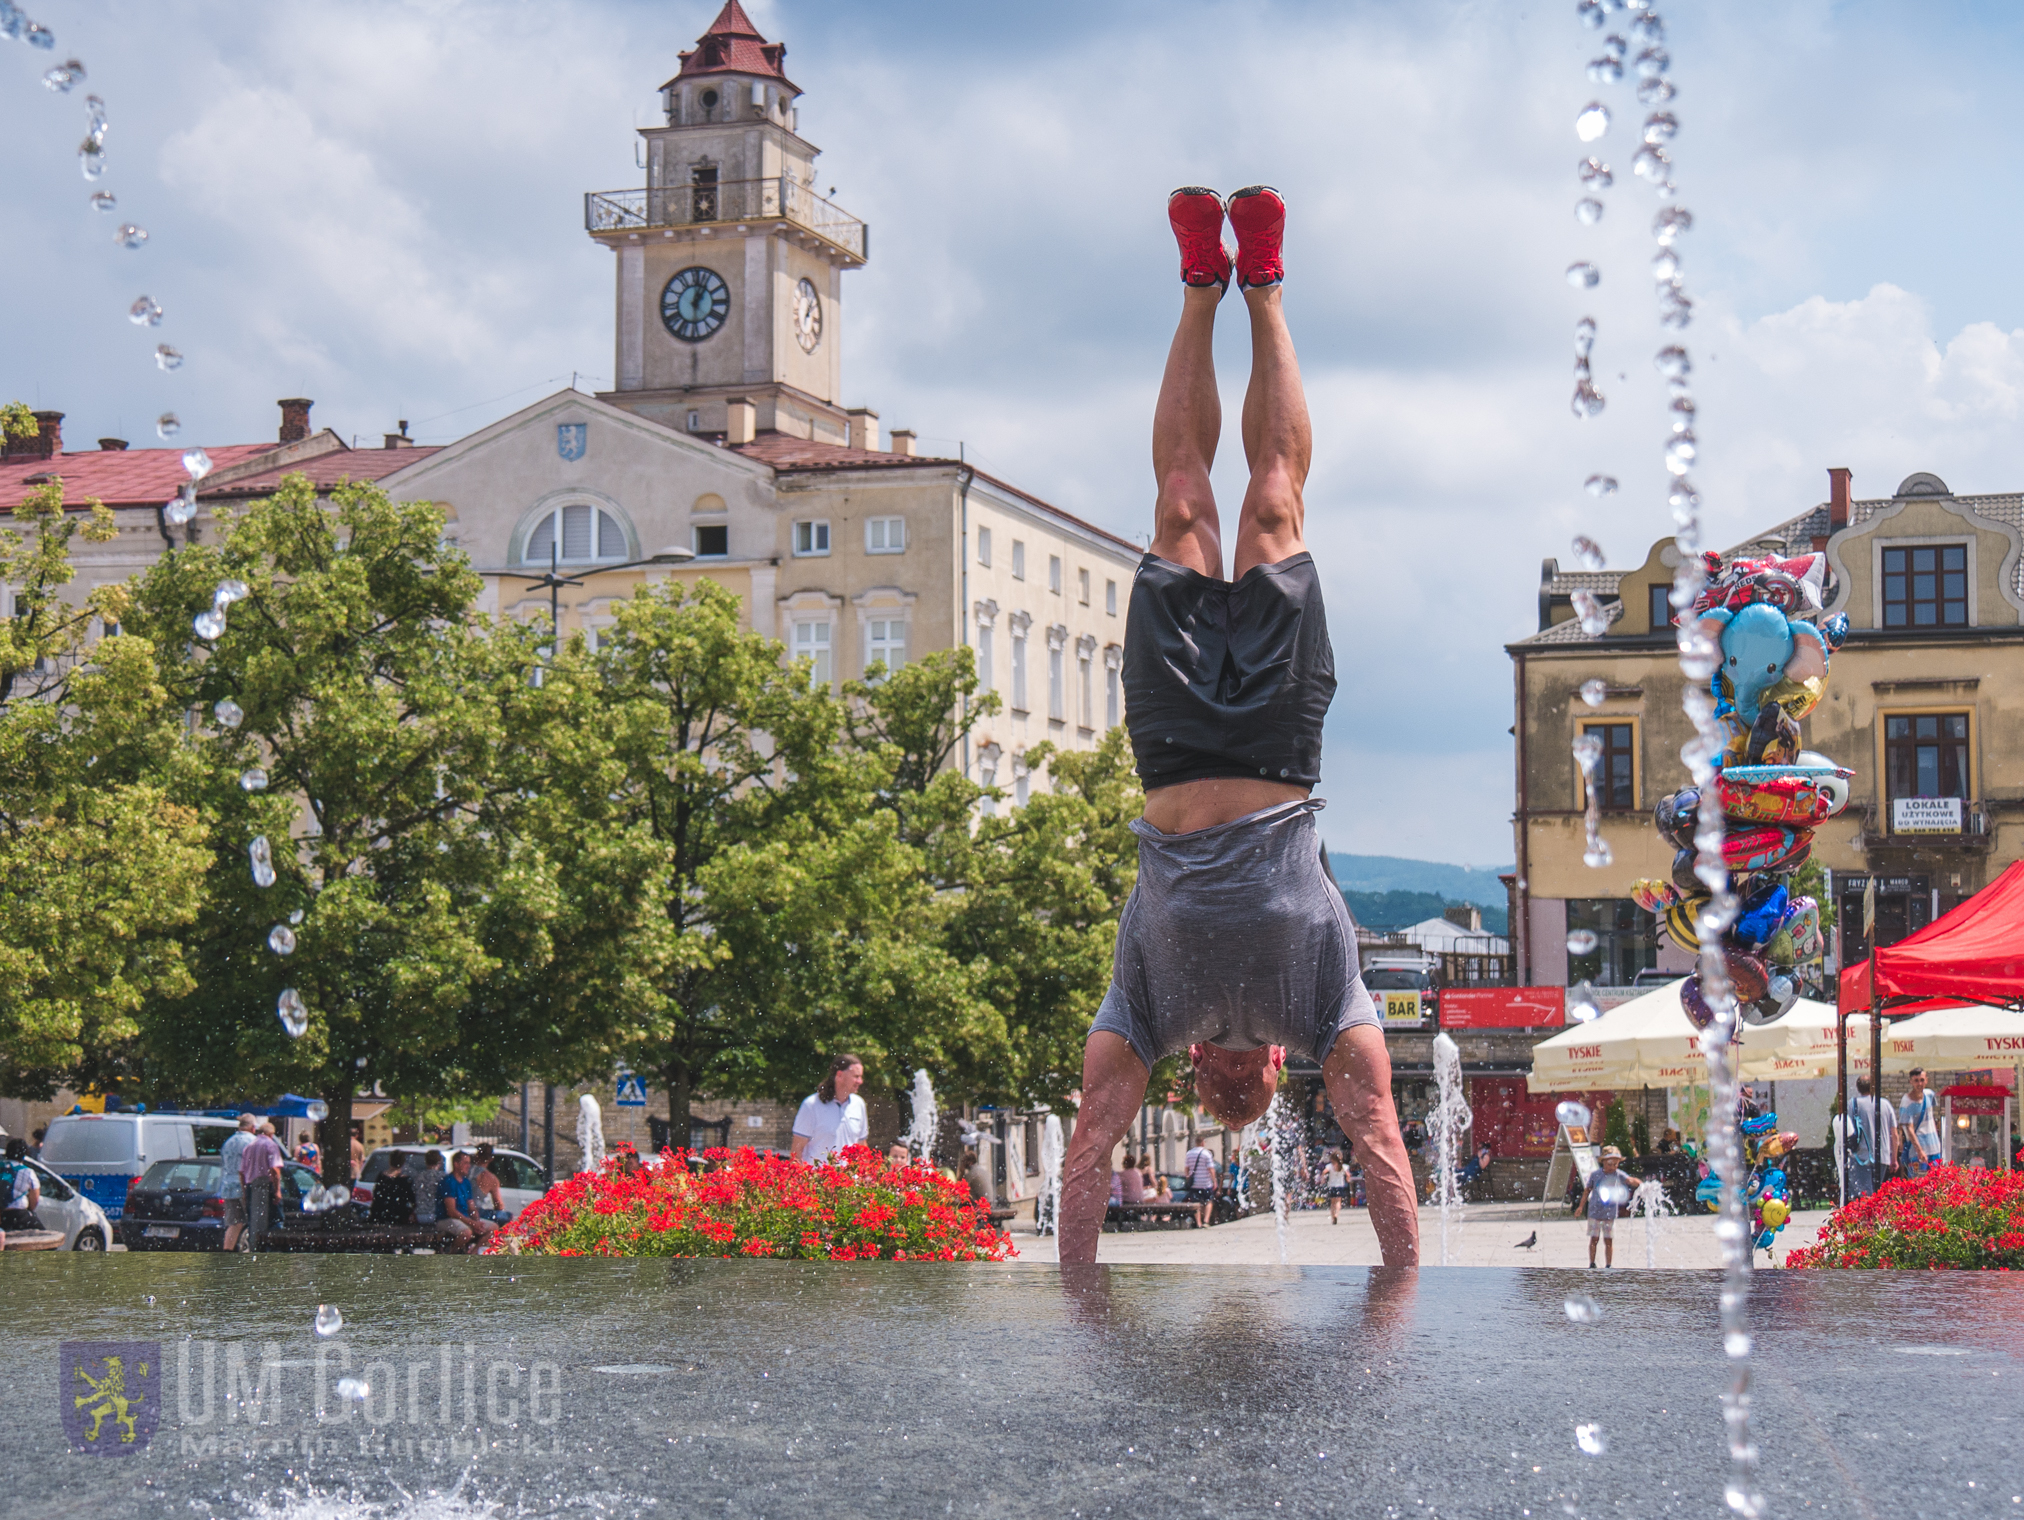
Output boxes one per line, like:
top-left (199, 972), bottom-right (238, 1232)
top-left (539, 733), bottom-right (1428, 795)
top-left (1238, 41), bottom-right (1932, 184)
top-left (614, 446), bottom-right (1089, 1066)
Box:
top-left (0, 1229), bottom-right (65, 1252)
top-left (1104, 1200), bottom-right (1200, 1232)
top-left (246, 1221), bottom-right (480, 1255)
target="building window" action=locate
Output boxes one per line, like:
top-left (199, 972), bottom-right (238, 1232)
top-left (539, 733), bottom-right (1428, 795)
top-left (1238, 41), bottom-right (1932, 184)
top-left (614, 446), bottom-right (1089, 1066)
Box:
top-left (1104, 646), bottom-right (1121, 728)
top-left (866, 516), bottom-right (906, 554)
top-left (978, 743), bottom-right (1001, 816)
top-left (1580, 721), bottom-right (1635, 809)
top-left (1012, 541), bottom-right (1026, 581)
top-left (1885, 712), bottom-right (1969, 802)
top-left (1077, 567), bottom-right (1090, 605)
top-left (793, 620), bottom-right (831, 689)
top-left (1046, 626), bottom-right (1066, 720)
top-left (866, 617), bottom-right (907, 674)
top-left (1010, 620), bottom-right (1029, 712)
top-left (977, 526), bottom-right (992, 567)
top-left (1648, 583), bottom-right (1676, 630)
top-left (1013, 753), bottom-right (1030, 809)
top-left (686, 410), bottom-right (702, 432)
top-left (1049, 555), bottom-right (1063, 594)
top-left (1106, 579), bottom-right (1118, 616)
top-left (1077, 647), bottom-right (1093, 727)
top-left (1566, 899), bottom-right (1659, 986)
top-left (693, 523), bottom-right (729, 558)
top-left (976, 623), bottom-right (994, 692)
top-left (1882, 544), bottom-right (1967, 628)
top-left (792, 519), bottom-right (830, 556)
top-left (526, 503), bottom-right (629, 565)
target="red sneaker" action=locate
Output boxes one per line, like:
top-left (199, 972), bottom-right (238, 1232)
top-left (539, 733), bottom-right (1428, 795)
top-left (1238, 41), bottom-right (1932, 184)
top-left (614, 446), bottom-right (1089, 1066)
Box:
top-left (1226, 184), bottom-right (1285, 288)
top-left (1168, 186), bottom-right (1230, 291)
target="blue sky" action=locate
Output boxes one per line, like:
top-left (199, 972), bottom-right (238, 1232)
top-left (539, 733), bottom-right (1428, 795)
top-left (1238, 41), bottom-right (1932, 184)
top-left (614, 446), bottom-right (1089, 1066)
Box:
top-left (7, 0), bottom-right (2024, 865)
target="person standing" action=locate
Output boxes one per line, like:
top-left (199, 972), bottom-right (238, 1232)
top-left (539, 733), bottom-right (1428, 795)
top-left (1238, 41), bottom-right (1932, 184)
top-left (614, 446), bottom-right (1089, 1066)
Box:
top-left (1846, 1077), bottom-right (1894, 1197)
top-left (790, 1054), bottom-right (869, 1165)
top-left (1322, 1149), bottom-right (1350, 1225)
top-left (1182, 1138), bottom-right (1219, 1228)
top-left (29, 1128), bottom-right (45, 1160)
top-left (219, 1114), bottom-right (258, 1251)
top-left (1582, 1146), bottom-right (1642, 1268)
top-left (239, 1122), bottom-right (285, 1249)
top-left (1897, 1069), bottom-right (1941, 1179)
top-left (349, 1129), bottom-right (365, 1181)
top-left (1, 1138), bottom-right (42, 1232)
top-left (295, 1133), bottom-right (320, 1171)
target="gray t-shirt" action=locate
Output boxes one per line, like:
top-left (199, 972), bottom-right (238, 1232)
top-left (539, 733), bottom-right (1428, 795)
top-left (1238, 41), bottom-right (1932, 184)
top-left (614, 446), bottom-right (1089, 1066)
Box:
top-left (218, 1131), bottom-right (253, 1200)
top-left (412, 1164), bottom-right (446, 1223)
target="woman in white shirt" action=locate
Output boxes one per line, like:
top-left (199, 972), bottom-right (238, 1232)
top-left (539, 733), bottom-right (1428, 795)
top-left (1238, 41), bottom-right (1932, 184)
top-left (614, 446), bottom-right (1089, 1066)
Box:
top-left (791, 1053), bottom-right (870, 1165)
top-left (1323, 1149), bottom-right (1350, 1225)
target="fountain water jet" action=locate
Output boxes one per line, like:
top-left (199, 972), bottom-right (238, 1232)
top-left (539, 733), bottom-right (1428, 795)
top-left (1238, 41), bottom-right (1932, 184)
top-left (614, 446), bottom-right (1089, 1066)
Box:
top-left (577, 1094), bottom-right (605, 1175)
top-left (1428, 1032), bottom-right (1473, 1265)
top-left (1036, 1114), bottom-right (1064, 1234)
top-left (1632, 1175), bottom-right (1675, 1269)
top-left (902, 1069), bottom-right (939, 1162)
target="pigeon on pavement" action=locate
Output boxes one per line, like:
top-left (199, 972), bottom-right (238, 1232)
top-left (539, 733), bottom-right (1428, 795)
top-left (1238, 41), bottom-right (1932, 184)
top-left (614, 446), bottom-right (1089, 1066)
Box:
top-left (1514, 1231), bottom-right (1538, 1249)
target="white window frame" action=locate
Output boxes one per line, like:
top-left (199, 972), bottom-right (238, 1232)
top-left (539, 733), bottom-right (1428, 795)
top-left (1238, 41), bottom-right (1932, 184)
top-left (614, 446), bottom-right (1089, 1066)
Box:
top-left (1076, 633), bottom-right (1097, 730)
top-left (1106, 579), bottom-right (1118, 617)
top-left (865, 516), bottom-right (906, 555)
top-left (1012, 541), bottom-right (1026, 581)
top-left (522, 501), bottom-right (633, 567)
top-left (1013, 751), bottom-right (1031, 809)
top-left (978, 741), bottom-right (1002, 816)
top-left (977, 525), bottom-right (993, 568)
top-left (864, 614), bottom-right (908, 675)
top-left (1046, 623), bottom-right (1068, 721)
top-left (1049, 555), bottom-right (1063, 595)
top-left (1104, 643), bottom-right (1122, 729)
top-left (792, 618), bottom-right (833, 690)
top-left (792, 519), bottom-right (831, 557)
top-left (973, 600), bottom-right (998, 694)
top-left (1009, 611), bottom-right (1031, 713)
top-left (1077, 568), bottom-right (1090, 606)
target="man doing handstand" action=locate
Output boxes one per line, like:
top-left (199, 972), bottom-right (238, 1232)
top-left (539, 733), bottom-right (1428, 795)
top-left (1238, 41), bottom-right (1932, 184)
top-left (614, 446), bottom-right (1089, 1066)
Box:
top-left (1059, 186), bottom-right (1419, 1266)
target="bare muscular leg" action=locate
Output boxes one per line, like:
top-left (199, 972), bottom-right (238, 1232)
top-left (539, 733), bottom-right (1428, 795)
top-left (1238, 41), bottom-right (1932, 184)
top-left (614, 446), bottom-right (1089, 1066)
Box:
top-left (1060, 1032), bottom-right (1150, 1265)
top-left (1323, 1025), bottom-right (1420, 1266)
top-left (1149, 283), bottom-right (1227, 578)
top-left (1231, 284), bottom-right (1311, 579)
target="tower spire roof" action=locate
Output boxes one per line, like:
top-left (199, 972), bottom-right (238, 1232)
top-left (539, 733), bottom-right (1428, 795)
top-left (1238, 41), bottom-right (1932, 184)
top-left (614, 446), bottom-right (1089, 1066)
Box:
top-left (664, 1), bottom-right (797, 92)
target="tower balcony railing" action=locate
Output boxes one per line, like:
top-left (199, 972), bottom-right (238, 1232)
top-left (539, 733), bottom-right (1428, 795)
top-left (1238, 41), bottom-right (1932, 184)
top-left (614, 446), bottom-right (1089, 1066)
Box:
top-left (584, 177), bottom-right (866, 262)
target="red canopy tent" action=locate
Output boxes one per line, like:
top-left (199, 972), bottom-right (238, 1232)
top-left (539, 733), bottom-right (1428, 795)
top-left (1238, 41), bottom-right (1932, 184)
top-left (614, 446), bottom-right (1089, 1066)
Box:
top-left (1832, 860), bottom-right (2024, 1192)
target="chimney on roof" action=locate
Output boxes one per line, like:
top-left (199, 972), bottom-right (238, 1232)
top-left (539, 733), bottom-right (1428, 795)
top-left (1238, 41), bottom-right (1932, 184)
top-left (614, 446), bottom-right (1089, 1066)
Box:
top-left (1442, 904), bottom-right (1483, 934)
top-left (888, 429), bottom-right (917, 457)
top-left (97, 437), bottom-right (128, 451)
top-left (725, 396), bottom-right (756, 446)
top-left (1827, 466), bottom-right (1852, 533)
top-left (383, 420), bottom-right (414, 449)
top-left (846, 407), bottom-right (879, 452)
top-left (278, 398), bottom-right (314, 444)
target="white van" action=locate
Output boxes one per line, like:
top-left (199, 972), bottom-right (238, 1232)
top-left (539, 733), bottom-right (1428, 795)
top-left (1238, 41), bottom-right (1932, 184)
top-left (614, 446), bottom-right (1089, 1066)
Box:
top-left (40, 1112), bottom-right (243, 1221)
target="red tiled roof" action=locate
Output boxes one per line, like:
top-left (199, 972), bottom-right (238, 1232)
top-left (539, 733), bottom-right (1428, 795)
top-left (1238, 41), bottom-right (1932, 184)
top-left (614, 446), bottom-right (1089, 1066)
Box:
top-left (730, 431), bottom-right (1141, 557)
top-left (1, 443), bottom-right (285, 512)
top-left (664, 0), bottom-right (796, 91)
top-left (202, 445), bottom-right (442, 498)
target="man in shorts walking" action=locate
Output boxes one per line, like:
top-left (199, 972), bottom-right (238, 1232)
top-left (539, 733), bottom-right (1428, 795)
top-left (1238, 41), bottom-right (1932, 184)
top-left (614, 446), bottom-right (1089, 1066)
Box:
top-left (1060, 186), bottom-right (1417, 1267)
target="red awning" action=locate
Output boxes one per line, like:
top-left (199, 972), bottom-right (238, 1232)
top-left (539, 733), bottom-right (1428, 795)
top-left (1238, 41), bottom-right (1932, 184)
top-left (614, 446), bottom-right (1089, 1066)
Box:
top-left (1839, 860), bottom-right (2024, 1013)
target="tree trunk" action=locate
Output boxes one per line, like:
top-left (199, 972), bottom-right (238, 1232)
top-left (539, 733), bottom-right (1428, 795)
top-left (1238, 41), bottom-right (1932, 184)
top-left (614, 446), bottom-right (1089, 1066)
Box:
top-left (665, 1058), bottom-right (693, 1155)
top-left (319, 1087), bottom-right (354, 1188)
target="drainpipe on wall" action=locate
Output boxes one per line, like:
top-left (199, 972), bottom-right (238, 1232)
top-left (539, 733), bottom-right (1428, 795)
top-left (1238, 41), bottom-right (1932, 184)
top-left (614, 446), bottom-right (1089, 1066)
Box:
top-left (1513, 650), bottom-right (1530, 985)
top-left (957, 457), bottom-right (974, 782)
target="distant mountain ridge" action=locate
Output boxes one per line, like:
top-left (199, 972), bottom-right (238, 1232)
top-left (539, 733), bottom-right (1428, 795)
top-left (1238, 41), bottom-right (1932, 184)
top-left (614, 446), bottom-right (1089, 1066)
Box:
top-left (1325, 852), bottom-right (1514, 905)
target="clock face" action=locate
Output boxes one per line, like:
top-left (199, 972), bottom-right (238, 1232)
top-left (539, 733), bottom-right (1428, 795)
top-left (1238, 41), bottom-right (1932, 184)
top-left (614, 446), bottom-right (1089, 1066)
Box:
top-left (661, 266), bottom-right (730, 342)
top-left (793, 277), bottom-right (823, 353)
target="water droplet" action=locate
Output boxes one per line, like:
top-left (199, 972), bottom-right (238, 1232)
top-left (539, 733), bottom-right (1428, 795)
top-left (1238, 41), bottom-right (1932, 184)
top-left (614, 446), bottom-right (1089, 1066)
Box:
top-left (129, 295), bottom-right (163, 326)
top-left (1578, 680), bottom-right (1608, 710)
top-left (336, 1377), bottom-right (370, 1403)
top-left (1596, 1174), bottom-right (1630, 1205)
top-left (1571, 732), bottom-right (1604, 774)
top-left (1635, 45), bottom-right (1670, 77)
top-left (42, 56), bottom-right (83, 91)
top-left (144, 1295), bottom-right (156, 1307)
top-left (182, 447), bottom-right (213, 480)
top-left (1564, 1293), bottom-right (1604, 1324)
top-left (114, 222), bottom-right (148, 250)
top-left (78, 137), bottom-right (106, 179)
top-left (1565, 262), bottom-right (1600, 289)
top-left (1665, 431), bottom-right (1697, 475)
top-left (238, 768), bottom-right (268, 792)
top-left (1725, 1331), bottom-right (1752, 1358)
top-left (154, 344), bottom-right (184, 372)
top-left (1573, 317), bottom-right (1597, 357)
top-left (314, 1304), bottom-right (343, 1338)
top-left (1584, 474), bottom-right (1618, 497)
top-left (1570, 380), bottom-right (1606, 419)
top-left (1601, 31), bottom-right (1627, 59)
top-left (1569, 979), bottom-right (1604, 1017)
top-left (1638, 76), bottom-right (1676, 106)
top-left (1643, 110), bottom-right (1679, 144)
top-left (1575, 102), bottom-right (1611, 142)
top-left (85, 94), bottom-right (107, 133)
top-left (1669, 396), bottom-right (1696, 432)
top-left (1585, 55), bottom-right (1623, 84)
top-left (1570, 589), bottom-right (1610, 635)
top-left (1576, 1423), bottom-right (1608, 1456)
top-left (269, 924), bottom-right (297, 955)
top-left (277, 987), bottom-right (309, 1038)
top-left (307, 1099), bottom-right (328, 1122)
top-left (1653, 344), bottom-right (1691, 381)
top-left (25, 23), bottom-right (54, 49)
top-left (90, 190), bottom-right (116, 212)
top-left (250, 834), bottom-right (276, 888)
top-left (1632, 144), bottom-right (1671, 182)
top-left (289, 909), bottom-right (305, 925)
top-left (214, 699), bottom-right (245, 729)
top-left (305, 1184), bottom-right (328, 1213)
top-left (1577, 0), bottom-right (1605, 29)
top-left (1631, 11), bottom-right (1665, 42)
top-left (156, 413), bottom-right (181, 439)
top-left (1652, 206), bottom-right (1693, 245)
top-left (163, 487), bottom-right (196, 525)
top-left (1575, 197), bottom-right (1605, 224)
top-left (1577, 157), bottom-right (1613, 190)
top-left (326, 1184), bottom-right (351, 1209)
top-left (1556, 1100), bottom-right (1592, 1129)
top-left (1581, 840), bottom-right (1613, 868)
top-left (1650, 248), bottom-right (1680, 282)
top-left (193, 607), bottom-right (225, 640)
top-left (1659, 288), bottom-right (1693, 330)
top-left (214, 578), bottom-right (249, 607)
top-left (1571, 534), bottom-right (1606, 571)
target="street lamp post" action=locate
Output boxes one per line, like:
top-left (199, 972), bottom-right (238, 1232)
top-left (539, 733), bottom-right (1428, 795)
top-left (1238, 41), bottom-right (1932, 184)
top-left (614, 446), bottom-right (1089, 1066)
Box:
top-left (491, 540), bottom-right (697, 660)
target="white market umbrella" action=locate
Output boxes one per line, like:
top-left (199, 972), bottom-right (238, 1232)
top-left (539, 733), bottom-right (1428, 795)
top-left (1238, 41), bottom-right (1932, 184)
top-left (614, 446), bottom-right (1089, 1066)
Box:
top-left (1875, 1005), bottom-right (2024, 1071)
top-left (1526, 981), bottom-right (1852, 1092)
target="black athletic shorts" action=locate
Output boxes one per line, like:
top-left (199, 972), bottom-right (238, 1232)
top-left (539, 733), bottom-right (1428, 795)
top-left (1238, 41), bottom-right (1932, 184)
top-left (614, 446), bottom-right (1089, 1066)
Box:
top-left (1123, 551), bottom-right (1336, 791)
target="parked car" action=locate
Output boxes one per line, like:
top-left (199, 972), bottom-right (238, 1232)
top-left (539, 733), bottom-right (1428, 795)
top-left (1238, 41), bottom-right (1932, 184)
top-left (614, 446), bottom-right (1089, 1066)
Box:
top-left (119, 1156), bottom-right (329, 1251)
top-left (11, 1157), bottom-right (114, 1251)
top-left (352, 1145), bottom-right (548, 1223)
top-left (39, 1112), bottom-right (241, 1223)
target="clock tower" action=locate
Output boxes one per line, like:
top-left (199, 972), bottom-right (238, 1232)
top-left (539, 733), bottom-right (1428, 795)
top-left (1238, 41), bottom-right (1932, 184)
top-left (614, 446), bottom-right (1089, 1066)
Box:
top-left (586, 1), bottom-right (867, 445)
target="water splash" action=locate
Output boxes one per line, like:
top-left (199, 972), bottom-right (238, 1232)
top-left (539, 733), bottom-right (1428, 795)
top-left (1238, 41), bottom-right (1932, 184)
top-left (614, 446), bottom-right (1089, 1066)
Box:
top-left (277, 988), bottom-right (309, 1038)
top-left (268, 924), bottom-right (297, 955)
top-left (314, 1304), bottom-right (343, 1338)
top-left (1258, 1092), bottom-right (1298, 1264)
top-left (577, 1094), bottom-right (606, 1174)
top-left (1578, 678), bottom-right (1608, 708)
top-left (1428, 1032), bottom-right (1472, 1265)
top-left (248, 834), bottom-right (276, 887)
top-left (214, 699), bottom-right (244, 728)
top-left (114, 222), bottom-right (147, 249)
top-left (128, 295), bottom-right (162, 326)
top-left (1036, 1114), bottom-right (1064, 1236)
top-left (1633, 1175), bottom-right (1675, 1269)
top-left (901, 1069), bottom-right (939, 1161)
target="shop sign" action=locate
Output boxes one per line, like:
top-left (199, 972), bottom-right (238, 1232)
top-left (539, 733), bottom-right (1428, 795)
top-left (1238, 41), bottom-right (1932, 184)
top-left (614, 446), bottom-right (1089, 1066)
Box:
top-left (1380, 990), bottom-right (1425, 1028)
top-left (1892, 796), bottom-right (1963, 834)
top-left (1441, 987), bottom-right (1566, 1029)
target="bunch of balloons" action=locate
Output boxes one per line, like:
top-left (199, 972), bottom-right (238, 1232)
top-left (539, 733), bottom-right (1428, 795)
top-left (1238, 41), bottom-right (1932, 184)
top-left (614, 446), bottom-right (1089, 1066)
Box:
top-left (1631, 551), bottom-right (1852, 1029)
top-left (1696, 1109), bottom-right (1800, 1250)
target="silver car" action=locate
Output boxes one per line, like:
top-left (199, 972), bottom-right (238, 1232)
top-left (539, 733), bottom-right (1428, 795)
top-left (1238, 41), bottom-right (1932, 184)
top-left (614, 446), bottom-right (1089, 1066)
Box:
top-left (16, 1157), bottom-right (114, 1251)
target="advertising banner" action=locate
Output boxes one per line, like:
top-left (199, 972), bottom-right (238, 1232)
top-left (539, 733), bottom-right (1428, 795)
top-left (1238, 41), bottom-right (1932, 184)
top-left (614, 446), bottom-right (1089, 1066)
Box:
top-left (1441, 987), bottom-right (1566, 1029)
top-left (1892, 796), bottom-right (1962, 834)
top-left (1379, 990), bottom-right (1425, 1029)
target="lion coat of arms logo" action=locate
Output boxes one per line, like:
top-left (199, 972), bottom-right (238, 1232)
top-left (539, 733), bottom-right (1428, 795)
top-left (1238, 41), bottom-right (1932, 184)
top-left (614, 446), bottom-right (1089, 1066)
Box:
top-left (557, 422), bottom-right (587, 461)
top-left (61, 1341), bottom-right (160, 1454)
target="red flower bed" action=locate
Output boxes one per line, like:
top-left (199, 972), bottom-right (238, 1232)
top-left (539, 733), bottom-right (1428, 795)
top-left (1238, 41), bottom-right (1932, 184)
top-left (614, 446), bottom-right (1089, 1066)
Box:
top-left (1788, 1164), bottom-right (2024, 1270)
top-left (484, 1144), bottom-right (1017, 1262)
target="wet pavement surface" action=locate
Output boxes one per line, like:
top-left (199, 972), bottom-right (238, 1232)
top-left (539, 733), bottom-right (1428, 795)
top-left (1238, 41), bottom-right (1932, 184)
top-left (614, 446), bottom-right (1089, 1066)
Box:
top-left (1, 1254), bottom-right (2018, 1518)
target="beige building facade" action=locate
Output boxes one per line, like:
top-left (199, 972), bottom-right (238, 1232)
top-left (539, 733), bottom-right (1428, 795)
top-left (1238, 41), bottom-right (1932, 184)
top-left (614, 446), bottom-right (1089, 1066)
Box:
top-left (1511, 467), bottom-right (2024, 987)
